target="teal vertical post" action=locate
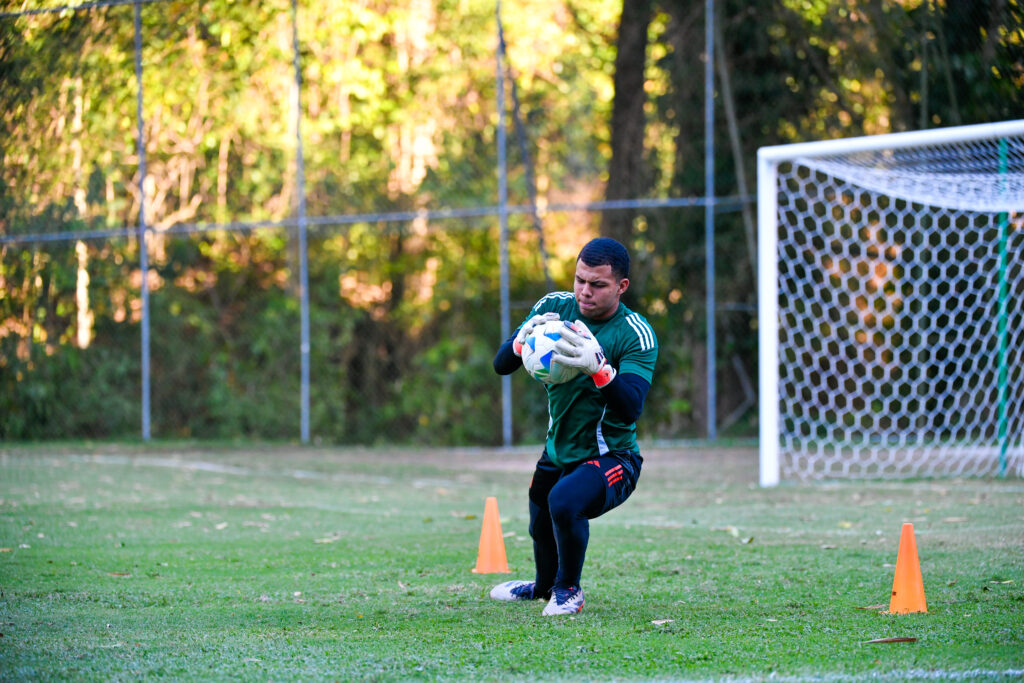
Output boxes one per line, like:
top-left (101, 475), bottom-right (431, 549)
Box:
top-left (997, 138), bottom-right (1008, 477)
top-left (497, 0), bottom-right (512, 447)
top-left (704, 0), bottom-right (717, 439)
top-left (134, 0), bottom-right (150, 441)
top-left (291, 0), bottom-right (310, 443)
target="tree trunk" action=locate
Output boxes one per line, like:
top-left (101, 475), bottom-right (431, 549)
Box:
top-left (600, 0), bottom-right (653, 246)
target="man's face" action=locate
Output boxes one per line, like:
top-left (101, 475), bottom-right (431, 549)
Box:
top-left (574, 260), bottom-right (629, 321)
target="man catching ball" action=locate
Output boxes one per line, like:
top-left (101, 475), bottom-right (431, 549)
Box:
top-left (490, 237), bottom-right (659, 615)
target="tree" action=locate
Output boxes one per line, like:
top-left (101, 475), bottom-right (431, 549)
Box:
top-left (600, 0), bottom-right (653, 247)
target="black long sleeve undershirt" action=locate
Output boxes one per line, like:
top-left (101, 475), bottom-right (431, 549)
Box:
top-left (493, 335), bottom-right (650, 424)
top-left (493, 335), bottom-right (522, 375)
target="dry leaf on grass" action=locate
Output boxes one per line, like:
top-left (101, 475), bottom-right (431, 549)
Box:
top-left (865, 637), bottom-right (917, 644)
top-left (651, 619), bottom-right (674, 625)
top-left (314, 533), bottom-right (343, 544)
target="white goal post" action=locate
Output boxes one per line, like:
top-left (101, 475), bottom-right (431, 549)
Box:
top-left (758, 120), bottom-right (1024, 486)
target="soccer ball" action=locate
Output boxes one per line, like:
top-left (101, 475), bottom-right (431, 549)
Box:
top-left (521, 319), bottom-right (581, 385)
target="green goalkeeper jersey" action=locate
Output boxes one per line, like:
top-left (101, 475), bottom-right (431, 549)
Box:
top-left (523, 292), bottom-right (659, 468)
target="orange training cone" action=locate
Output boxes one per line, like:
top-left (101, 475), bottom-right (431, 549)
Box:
top-left (471, 496), bottom-right (510, 574)
top-left (889, 522), bottom-right (927, 614)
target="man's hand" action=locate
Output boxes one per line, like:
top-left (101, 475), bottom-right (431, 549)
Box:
top-left (552, 320), bottom-right (617, 387)
top-left (513, 312), bottom-right (560, 357)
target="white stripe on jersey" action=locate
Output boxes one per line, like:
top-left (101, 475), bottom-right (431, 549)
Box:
top-left (595, 406), bottom-right (610, 455)
top-left (532, 291), bottom-right (574, 311)
top-left (625, 312), bottom-right (655, 351)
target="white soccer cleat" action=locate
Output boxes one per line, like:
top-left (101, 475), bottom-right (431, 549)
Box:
top-left (489, 580), bottom-right (539, 602)
top-left (542, 586), bottom-right (584, 615)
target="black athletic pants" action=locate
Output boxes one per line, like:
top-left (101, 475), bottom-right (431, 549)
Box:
top-left (528, 449), bottom-right (642, 596)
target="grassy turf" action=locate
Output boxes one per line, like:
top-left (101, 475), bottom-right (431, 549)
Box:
top-left (0, 442), bottom-right (1022, 681)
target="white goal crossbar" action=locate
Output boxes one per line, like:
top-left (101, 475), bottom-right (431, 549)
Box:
top-left (758, 120), bottom-right (1024, 486)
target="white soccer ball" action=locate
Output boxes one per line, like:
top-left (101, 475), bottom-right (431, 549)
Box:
top-left (521, 319), bottom-right (581, 385)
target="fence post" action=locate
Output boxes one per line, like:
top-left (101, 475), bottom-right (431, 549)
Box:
top-left (497, 0), bottom-right (512, 447)
top-left (291, 0), bottom-right (311, 444)
top-left (704, 0), bottom-right (717, 440)
top-left (134, 0), bottom-right (151, 441)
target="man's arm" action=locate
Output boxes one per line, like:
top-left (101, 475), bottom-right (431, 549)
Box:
top-left (493, 335), bottom-right (522, 375)
top-left (599, 372), bottom-right (650, 423)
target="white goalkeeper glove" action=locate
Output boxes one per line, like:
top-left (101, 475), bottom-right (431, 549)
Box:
top-left (513, 312), bottom-right (560, 357)
top-left (552, 319), bottom-right (617, 387)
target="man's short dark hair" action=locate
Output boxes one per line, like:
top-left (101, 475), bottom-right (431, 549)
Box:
top-left (578, 237), bottom-right (630, 280)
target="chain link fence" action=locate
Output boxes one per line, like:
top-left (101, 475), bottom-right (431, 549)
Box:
top-left (2, 0), bottom-right (1018, 445)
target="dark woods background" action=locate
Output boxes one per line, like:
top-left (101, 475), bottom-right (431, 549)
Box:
top-left (1, 0), bottom-right (1020, 443)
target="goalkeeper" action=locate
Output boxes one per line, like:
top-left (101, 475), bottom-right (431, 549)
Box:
top-left (490, 237), bottom-right (659, 616)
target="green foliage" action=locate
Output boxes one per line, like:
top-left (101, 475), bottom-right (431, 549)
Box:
top-left (1, 1), bottom-right (1020, 442)
top-left (0, 341), bottom-right (138, 440)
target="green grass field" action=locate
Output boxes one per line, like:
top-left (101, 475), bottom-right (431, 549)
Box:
top-left (1, 442), bottom-right (1022, 681)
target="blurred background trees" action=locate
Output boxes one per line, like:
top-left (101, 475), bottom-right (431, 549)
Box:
top-left (1, 0), bottom-right (1020, 443)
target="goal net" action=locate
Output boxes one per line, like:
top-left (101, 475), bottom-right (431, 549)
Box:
top-left (758, 121), bottom-right (1024, 485)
